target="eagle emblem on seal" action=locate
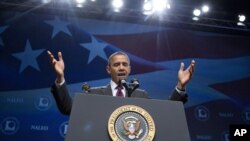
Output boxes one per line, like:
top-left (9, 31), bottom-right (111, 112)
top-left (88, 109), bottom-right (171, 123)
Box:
top-left (122, 116), bottom-right (143, 139)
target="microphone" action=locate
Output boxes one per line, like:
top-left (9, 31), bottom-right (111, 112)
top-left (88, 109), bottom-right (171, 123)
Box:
top-left (120, 79), bottom-right (129, 90)
top-left (82, 82), bottom-right (90, 93)
top-left (131, 78), bottom-right (139, 90)
top-left (119, 78), bottom-right (140, 97)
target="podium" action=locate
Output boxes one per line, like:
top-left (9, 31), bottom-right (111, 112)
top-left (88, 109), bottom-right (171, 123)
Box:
top-left (65, 94), bottom-right (190, 141)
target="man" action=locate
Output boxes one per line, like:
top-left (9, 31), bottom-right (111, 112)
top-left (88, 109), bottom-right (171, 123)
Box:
top-left (48, 51), bottom-right (195, 115)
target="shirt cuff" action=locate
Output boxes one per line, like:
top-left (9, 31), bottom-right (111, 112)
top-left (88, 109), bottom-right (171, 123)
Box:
top-left (55, 79), bottom-right (65, 87)
top-left (175, 86), bottom-right (186, 95)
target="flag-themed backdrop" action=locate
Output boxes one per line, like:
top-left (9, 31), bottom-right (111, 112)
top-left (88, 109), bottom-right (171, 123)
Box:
top-left (1, 9), bottom-right (250, 141)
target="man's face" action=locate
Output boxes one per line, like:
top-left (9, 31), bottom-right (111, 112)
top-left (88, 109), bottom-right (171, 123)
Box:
top-left (106, 54), bottom-right (131, 84)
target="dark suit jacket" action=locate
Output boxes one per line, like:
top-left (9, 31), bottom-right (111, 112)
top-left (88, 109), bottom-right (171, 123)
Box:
top-left (51, 82), bottom-right (188, 115)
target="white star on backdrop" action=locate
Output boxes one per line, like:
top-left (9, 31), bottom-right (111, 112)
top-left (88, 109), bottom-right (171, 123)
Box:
top-left (80, 35), bottom-right (108, 64)
top-left (45, 16), bottom-right (72, 38)
top-left (12, 40), bottom-right (45, 73)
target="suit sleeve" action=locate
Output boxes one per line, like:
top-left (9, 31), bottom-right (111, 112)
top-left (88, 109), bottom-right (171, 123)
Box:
top-left (51, 83), bottom-right (72, 115)
top-left (169, 89), bottom-right (188, 103)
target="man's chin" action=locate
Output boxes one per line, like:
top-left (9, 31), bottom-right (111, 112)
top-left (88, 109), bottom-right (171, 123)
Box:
top-left (117, 76), bottom-right (127, 81)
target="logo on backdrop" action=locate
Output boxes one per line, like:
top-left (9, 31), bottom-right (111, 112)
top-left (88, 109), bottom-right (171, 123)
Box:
top-left (221, 131), bottom-right (230, 141)
top-left (0, 117), bottom-right (20, 135)
top-left (59, 121), bottom-right (68, 138)
top-left (108, 105), bottom-right (155, 141)
top-left (34, 95), bottom-right (52, 111)
top-left (242, 107), bottom-right (250, 124)
top-left (194, 106), bottom-right (210, 121)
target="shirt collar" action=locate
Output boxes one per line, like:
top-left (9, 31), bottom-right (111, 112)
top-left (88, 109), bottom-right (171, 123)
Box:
top-left (110, 80), bottom-right (117, 91)
top-left (110, 80), bottom-right (126, 97)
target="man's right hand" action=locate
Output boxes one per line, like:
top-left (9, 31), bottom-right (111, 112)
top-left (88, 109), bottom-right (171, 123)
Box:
top-left (47, 51), bottom-right (65, 83)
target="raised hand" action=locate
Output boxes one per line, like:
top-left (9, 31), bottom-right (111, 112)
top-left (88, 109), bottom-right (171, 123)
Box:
top-left (47, 51), bottom-right (65, 83)
top-left (177, 60), bottom-right (195, 90)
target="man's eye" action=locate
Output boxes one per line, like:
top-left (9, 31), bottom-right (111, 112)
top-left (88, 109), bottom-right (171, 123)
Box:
top-left (113, 63), bottom-right (119, 66)
top-left (123, 63), bottom-right (128, 66)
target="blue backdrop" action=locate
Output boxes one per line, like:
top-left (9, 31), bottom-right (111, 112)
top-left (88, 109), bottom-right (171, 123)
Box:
top-left (1, 9), bottom-right (250, 141)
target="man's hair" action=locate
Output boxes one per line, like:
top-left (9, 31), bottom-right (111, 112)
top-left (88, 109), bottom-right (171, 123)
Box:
top-left (107, 51), bottom-right (130, 66)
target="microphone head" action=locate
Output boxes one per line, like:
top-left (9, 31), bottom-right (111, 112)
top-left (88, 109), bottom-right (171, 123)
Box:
top-left (119, 79), bottom-right (129, 89)
top-left (120, 79), bottom-right (127, 84)
top-left (131, 79), bottom-right (140, 89)
top-left (82, 82), bottom-right (90, 93)
top-left (131, 78), bottom-right (139, 85)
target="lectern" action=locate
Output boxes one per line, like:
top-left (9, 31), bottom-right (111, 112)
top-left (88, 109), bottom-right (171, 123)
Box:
top-left (65, 94), bottom-right (190, 141)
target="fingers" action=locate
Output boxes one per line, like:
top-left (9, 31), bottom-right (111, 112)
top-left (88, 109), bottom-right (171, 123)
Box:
top-left (188, 60), bottom-right (195, 75)
top-left (47, 50), bottom-right (51, 55)
top-left (47, 50), bottom-right (59, 65)
top-left (47, 50), bottom-right (53, 58)
top-left (179, 62), bottom-right (184, 71)
top-left (191, 60), bottom-right (195, 70)
top-left (58, 51), bottom-right (63, 61)
top-left (190, 68), bottom-right (194, 75)
top-left (191, 60), bottom-right (195, 68)
top-left (47, 50), bottom-right (55, 59)
top-left (47, 50), bottom-right (54, 63)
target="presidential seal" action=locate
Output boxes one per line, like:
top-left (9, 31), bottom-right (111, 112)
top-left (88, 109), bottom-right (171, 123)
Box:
top-left (108, 105), bottom-right (155, 141)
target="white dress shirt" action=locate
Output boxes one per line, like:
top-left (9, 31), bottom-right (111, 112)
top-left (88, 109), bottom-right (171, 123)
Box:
top-left (110, 80), bottom-right (126, 97)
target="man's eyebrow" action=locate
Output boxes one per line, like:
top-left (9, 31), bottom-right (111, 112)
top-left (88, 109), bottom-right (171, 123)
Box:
top-left (113, 62), bottom-right (129, 65)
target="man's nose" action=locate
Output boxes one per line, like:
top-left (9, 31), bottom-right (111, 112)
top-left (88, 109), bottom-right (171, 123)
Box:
top-left (118, 64), bottom-right (125, 70)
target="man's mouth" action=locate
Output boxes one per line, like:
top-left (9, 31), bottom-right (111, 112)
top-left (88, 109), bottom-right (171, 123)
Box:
top-left (117, 73), bottom-right (126, 76)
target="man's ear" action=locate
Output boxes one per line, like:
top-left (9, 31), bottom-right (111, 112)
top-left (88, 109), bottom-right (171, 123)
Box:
top-left (106, 65), bottom-right (111, 74)
top-left (128, 66), bottom-right (131, 75)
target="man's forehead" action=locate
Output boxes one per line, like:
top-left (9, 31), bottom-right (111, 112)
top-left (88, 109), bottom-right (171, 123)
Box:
top-left (111, 60), bottom-right (129, 65)
top-left (111, 55), bottom-right (129, 61)
top-left (108, 54), bottom-right (130, 66)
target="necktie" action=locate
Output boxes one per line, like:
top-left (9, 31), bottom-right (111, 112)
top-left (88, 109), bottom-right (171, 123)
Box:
top-left (116, 86), bottom-right (124, 97)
